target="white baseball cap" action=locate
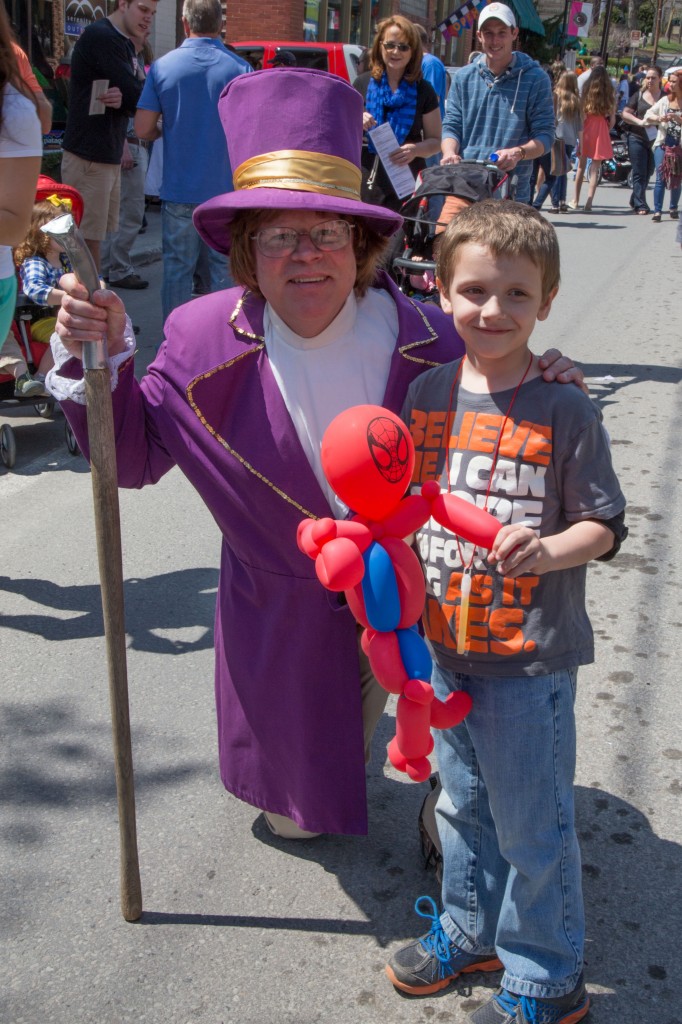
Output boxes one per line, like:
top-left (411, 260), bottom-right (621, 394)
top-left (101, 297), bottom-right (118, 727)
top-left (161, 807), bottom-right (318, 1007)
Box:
top-left (478, 3), bottom-right (517, 29)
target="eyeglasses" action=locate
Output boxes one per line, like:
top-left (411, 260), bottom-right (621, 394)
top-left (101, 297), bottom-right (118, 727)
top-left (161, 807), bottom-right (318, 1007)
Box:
top-left (382, 41), bottom-right (411, 53)
top-left (250, 219), bottom-right (354, 257)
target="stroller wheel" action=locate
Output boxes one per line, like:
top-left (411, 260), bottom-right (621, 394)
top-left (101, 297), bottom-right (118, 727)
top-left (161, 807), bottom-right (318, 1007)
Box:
top-left (1, 423), bottom-right (17, 468)
top-left (65, 420), bottom-right (80, 456)
top-left (34, 398), bottom-right (55, 419)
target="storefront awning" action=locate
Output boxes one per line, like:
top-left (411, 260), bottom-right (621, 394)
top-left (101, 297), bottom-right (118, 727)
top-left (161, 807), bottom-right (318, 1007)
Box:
top-left (509, 0), bottom-right (546, 36)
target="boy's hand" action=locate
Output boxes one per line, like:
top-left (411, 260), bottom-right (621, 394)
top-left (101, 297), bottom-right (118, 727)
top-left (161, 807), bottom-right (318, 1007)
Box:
top-left (489, 524), bottom-right (546, 578)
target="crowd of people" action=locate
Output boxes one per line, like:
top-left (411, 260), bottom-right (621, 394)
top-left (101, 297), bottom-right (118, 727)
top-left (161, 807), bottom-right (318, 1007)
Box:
top-left (533, 55), bottom-right (682, 222)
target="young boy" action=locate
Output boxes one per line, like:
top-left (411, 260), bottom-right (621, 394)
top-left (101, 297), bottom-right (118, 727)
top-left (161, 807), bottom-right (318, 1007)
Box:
top-left (387, 201), bottom-right (626, 1024)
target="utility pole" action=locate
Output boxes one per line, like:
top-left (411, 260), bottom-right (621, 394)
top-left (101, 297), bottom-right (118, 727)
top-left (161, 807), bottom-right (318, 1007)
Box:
top-left (560, 0), bottom-right (571, 58)
top-left (651, 0), bottom-right (664, 65)
top-left (599, 0), bottom-right (616, 59)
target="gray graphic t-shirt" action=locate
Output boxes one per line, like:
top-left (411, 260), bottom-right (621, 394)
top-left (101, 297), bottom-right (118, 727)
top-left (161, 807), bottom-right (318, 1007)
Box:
top-left (402, 361), bottom-right (626, 677)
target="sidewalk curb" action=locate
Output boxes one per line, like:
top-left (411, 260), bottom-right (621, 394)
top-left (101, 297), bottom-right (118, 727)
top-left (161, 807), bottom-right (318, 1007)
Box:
top-left (132, 245), bottom-right (162, 268)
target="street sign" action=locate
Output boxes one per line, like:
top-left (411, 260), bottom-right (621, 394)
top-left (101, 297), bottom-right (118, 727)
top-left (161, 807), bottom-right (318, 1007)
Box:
top-left (630, 30), bottom-right (641, 44)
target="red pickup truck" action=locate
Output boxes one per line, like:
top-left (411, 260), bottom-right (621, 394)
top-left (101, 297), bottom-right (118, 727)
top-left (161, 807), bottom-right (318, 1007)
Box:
top-left (232, 41), bottom-right (364, 83)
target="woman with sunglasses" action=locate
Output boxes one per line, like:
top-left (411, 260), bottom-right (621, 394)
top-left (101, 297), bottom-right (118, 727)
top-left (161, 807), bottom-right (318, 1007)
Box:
top-left (644, 66), bottom-right (682, 222)
top-left (354, 16), bottom-right (442, 211)
top-left (47, 70), bottom-right (577, 842)
top-left (621, 66), bottom-right (663, 214)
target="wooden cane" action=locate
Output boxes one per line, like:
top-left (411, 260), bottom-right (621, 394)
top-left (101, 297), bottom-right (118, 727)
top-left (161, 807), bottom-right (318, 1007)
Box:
top-left (42, 215), bottom-right (142, 922)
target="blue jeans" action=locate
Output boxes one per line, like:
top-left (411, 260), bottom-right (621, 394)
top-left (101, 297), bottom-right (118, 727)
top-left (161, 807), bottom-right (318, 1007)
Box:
top-left (432, 663), bottom-right (584, 999)
top-left (161, 201), bottom-right (232, 323)
top-left (627, 134), bottom-right (654, 212)
top-left (532, 151), bottom-right (555, 210)
top-left (550, 145), bottom-right (574, 205)
top-left (653, 146), bottom-right (682, 215)
top-left (514, 165), bottom-right (532, 205)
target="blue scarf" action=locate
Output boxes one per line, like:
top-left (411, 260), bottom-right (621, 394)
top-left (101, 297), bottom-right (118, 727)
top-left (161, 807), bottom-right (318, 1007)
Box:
top-left (365, 73), bottom-right (418, 154)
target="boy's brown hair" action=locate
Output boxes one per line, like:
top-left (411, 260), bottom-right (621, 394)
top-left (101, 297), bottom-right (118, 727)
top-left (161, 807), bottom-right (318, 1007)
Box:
top-left (436, 200), bottom-right (561, 301)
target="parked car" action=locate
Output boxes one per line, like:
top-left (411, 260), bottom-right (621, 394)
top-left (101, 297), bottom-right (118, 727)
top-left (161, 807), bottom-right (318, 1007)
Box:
top-left (232, 41), bottom-right (364, 82)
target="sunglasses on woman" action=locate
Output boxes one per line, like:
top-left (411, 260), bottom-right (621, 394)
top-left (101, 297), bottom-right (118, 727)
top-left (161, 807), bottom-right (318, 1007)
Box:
top-left (382, 41), bottom-right (411, 53)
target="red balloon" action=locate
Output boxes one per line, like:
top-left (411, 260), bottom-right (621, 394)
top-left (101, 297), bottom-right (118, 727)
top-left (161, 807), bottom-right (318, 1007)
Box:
top-left (321, 405), bottom-right (414, 520)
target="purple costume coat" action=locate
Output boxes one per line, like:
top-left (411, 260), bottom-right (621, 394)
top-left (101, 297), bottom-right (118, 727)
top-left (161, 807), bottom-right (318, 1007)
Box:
top-left (61, 272), bottom-right (464, 834)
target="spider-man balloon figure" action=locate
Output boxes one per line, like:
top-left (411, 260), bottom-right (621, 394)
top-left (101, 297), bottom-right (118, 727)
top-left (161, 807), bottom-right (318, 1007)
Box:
top-left (297, 405), bottom-right (501, 783)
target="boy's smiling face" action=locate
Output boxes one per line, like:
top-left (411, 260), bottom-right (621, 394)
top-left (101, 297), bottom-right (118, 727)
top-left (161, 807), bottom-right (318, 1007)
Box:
top-left (438, 242), bottom-right (557, 377)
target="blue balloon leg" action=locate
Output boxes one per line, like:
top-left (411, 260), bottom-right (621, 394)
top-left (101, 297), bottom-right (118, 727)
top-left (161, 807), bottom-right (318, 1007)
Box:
top-left (361, 541), bottom-right (401, 632)
top-left (397, 626), bottom-right (432, 681)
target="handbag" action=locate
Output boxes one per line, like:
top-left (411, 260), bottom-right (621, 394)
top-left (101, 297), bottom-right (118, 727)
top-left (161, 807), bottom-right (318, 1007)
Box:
top-left (550, 138), bottom-right (568, 177)
top-left (662, 144), bottom-right (682, 190)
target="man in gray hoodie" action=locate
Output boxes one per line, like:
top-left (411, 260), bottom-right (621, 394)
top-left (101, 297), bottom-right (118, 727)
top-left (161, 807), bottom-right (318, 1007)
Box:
top-left (441, 3), bottom-right (554, 203)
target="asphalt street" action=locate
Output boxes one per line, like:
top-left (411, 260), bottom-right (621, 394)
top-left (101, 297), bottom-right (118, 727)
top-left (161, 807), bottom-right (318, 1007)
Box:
top-left (2, 186), bottom-right (681, 1024)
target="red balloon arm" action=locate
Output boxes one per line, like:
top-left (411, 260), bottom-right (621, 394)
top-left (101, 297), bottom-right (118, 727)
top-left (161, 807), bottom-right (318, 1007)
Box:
top-left (429, 492), bottom-right (501, 550)
top-left (297, 517), bottom-right (373, 558)
top-left (297, 517), bottom-right (374, 592)
top-left (376, 494), bottom-right (432, 538)
top-left (315, 539), bottom-right (366, 591)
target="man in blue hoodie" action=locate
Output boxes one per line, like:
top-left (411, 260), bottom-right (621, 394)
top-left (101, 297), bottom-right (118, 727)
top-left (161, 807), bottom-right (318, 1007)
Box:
top-left (440, 3), bottom-right (554, 204)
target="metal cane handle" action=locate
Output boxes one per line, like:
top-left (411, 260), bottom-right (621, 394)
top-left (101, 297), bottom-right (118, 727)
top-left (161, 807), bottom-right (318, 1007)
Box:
top-left (41, 213), bottom-right (106, 370)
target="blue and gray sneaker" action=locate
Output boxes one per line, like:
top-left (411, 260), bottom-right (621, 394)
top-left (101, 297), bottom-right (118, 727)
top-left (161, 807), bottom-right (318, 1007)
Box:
top-left (468, 979), bottom-right (590, 1023)
top-left (386, 896), bottom-right (503, 996)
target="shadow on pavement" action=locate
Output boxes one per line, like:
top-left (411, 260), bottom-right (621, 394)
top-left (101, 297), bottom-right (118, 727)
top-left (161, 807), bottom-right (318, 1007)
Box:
top-left (0, 567), bottom-right (217, 653)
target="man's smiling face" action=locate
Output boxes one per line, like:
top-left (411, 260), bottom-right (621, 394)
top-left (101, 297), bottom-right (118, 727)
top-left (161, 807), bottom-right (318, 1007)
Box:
top-left (477, 20), bottom-right (518, 74)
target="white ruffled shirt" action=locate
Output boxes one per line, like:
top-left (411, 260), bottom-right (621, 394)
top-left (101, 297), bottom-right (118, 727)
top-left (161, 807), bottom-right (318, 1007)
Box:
top-left (264, 287), bottom-right (398, 516)
top-left (46, 319), bottom-right (137, 402)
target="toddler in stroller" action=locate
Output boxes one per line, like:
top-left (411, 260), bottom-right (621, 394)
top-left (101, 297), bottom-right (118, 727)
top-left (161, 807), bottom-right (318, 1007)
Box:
top-left (0, 176), bottom-right (82, 399)
top-left (392, 161), bottom-right (513, 302)
top-left (0, 177), bottom-right (83, 467)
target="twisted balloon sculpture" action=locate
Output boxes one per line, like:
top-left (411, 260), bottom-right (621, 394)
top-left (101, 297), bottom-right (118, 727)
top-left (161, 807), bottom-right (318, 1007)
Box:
top-left (297, 405), bottom-right (501, 783)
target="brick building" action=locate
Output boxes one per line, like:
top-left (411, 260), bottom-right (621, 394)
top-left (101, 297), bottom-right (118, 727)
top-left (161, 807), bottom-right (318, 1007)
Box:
top-left (16, 0), bottom-right (474, 67)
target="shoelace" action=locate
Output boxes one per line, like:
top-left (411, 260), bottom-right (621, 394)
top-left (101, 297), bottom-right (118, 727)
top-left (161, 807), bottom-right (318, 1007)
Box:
top-left (494, 989), bottom-right (521, 1018)
top-left (414, 895), bottom-right (454, 978)
top-left (494, 989), bottom-right (566, 1024)
top-left (520, 994), bottom-right (573, 1024)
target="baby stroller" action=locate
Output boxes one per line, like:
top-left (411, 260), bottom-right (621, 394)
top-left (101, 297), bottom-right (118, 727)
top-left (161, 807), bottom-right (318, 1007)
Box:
top-left (391, 160), bottom-right (515, 302)
top-left (0, 176), bottom-right (83, 468)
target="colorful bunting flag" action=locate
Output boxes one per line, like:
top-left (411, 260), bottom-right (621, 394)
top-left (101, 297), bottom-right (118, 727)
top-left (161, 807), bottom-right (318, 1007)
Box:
top-left (438, 0), bottom-right (489, 40)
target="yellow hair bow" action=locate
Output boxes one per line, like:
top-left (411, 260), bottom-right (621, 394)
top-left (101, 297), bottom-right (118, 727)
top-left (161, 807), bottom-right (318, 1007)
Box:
top-left (46, 194), bottom-right (72, 211)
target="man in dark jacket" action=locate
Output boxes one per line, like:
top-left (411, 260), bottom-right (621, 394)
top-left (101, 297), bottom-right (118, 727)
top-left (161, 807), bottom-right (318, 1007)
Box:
top-left (61, 0), bottom-right (158, 269)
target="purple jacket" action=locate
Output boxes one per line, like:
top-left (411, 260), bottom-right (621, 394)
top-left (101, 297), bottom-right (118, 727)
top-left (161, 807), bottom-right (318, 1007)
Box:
top-left (62, 274), bottom-right (465, 834)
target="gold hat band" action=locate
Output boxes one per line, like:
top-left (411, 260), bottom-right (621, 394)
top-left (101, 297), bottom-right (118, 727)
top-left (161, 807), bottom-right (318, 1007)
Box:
top-left (233, 150), bottom-right (362, 200)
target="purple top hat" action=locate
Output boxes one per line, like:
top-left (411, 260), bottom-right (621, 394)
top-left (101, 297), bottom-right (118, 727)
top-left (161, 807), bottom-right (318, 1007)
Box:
top-left (193, 67), bottom-right (403, 255)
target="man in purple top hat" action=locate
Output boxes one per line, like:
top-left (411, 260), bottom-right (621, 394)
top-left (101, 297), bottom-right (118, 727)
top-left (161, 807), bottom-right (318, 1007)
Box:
top-left (47, 68), bottom-right (577, 839)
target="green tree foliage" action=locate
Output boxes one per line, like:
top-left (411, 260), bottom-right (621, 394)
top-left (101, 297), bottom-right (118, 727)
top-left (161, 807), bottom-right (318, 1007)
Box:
top-left (637, 0), bottom-right (655, 35)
